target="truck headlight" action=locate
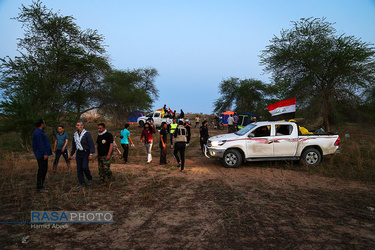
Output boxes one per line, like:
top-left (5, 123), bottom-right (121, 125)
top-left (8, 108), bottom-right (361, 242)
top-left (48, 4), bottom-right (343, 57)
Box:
top-left (211, 140), bottom-right (226, 147)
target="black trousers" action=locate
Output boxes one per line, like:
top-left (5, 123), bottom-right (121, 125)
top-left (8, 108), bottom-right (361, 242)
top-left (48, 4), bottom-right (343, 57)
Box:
top-left (53, 149), bottom-right (70, 170)
top-left (37, 157), bottom-right (48, 189)
top-left (200, 137), bottom-right (208, 153)
top-left (121, 144), bottom-right (129, 162)
top-left (159, 143), bottom-right (167, 164)
top-left (174, 142), bottom-right (186, 170)
top-left (228, 125), bottom-right (235, 133)
top-left (170, 133), bottom-right (174, 145)
top-left (76, 151), bottom-right (92, 185)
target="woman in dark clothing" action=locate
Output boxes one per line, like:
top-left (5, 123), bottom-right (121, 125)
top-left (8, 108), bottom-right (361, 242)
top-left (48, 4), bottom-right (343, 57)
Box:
top-left (140, 122), bottom-right (156, 163)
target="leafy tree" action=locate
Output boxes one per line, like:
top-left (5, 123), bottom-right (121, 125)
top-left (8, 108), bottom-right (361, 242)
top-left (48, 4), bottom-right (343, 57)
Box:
top-left (360, 86), bottom-right (375, 122)
top-left (260, 17), bottom-right (375, 131)
top-left (96, 68), bottom-right (159, 124)
top-left (0, 1), bottom-right (110, 147)
top-left (132, 67), bottom-right (160, 100)
top-left (213, 77), bottom-right (275, 116)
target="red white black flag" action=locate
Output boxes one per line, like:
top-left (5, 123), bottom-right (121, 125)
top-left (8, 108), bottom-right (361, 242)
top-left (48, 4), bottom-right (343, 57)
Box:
top-left (267, 98), bottom-right (296, 117)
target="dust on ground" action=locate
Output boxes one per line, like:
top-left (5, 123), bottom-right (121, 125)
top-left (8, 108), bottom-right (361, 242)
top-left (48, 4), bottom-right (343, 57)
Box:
top-left (1, 151), bottom-right (374, 249)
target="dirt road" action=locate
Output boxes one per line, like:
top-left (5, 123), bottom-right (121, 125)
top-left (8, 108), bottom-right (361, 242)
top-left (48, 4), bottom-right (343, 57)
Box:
top-left (1, 154), bottom-right (375, 249)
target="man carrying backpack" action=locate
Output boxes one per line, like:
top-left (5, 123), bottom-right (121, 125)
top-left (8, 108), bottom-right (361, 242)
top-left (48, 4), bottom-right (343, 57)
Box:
top-left (173, 120), bottom-right (190, 172)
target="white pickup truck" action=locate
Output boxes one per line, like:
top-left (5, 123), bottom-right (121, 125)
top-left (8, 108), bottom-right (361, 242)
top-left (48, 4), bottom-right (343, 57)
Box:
top-left (205, 121), bottom-right (340, 168)
top-left (137, 111), bottom-right (189, 127)
top-left (137, 111), bottom-right (167, 127)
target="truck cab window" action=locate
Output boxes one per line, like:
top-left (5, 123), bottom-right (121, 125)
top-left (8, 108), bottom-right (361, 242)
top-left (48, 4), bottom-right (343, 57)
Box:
top-left (254, 126), bottom-right (270, 137)
top-left (276, 125), bottom-right (293, 136)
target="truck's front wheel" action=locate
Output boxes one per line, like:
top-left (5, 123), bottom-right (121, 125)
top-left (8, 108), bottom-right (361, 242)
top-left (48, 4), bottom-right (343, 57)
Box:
top-left (222, 149), bottom-right (242, 168)
top-left (139, 120), bottom-right (144, 128)
top-left (301, 148), bottom-right (321, 167)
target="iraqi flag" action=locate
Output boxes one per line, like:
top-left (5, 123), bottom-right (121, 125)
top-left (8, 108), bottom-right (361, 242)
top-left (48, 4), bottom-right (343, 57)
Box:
top-left (267, 98), bottom-right (296, 118)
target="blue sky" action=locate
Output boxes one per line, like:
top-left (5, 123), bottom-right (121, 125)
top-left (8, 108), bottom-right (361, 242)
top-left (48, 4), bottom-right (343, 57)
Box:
top-left (1, 0), bottom-right (375, 114)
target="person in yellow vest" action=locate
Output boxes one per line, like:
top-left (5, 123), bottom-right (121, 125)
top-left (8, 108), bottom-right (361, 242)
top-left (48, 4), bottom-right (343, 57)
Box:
top-left (170, 118), bottom-right (178, 148)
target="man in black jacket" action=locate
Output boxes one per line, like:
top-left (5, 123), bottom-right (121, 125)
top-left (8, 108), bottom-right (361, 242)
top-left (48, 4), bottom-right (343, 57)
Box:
top-left (32, 119), bottom-right (52, 192)
top-left (69, 121), bottom-right (95, 190)
top-left (200, 121), bottom-right (209, 154)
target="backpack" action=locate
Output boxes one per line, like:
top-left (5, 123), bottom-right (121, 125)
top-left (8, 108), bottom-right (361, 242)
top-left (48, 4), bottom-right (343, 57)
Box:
top-left (175, 127), bottom-right (187, 143)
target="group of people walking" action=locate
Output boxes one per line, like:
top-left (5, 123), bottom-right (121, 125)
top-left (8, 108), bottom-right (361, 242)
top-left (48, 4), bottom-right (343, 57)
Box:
top-left (138, 118), bottom-right (194, 172)
top-left (32, 116), bottom-right (210, 192)
top-left (32, 120), bottom-right (116, 192)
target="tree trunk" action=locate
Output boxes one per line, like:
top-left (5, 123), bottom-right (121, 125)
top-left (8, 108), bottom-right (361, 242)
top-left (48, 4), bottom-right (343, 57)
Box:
top-left (321, 94), bottom-right (331, 132)
top-left (323, 111), bottom-right (330, 132)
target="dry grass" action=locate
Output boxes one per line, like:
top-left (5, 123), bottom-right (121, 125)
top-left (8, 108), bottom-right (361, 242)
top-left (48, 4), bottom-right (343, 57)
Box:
top-left (0, 122), bottom-right (374, 248)
top-left (259, 123), bottom-right (375, 182)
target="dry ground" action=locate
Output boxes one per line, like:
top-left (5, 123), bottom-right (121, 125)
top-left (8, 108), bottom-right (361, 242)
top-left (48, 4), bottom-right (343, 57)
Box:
top-left (0, 125), bottom-right (374, 249)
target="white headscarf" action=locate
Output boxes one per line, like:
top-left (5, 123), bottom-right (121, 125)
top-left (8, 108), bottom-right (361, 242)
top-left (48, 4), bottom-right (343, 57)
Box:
top-left (98, 129), bottom-right (107, 136)
top-left (74, 129), bottom-right (87, 151)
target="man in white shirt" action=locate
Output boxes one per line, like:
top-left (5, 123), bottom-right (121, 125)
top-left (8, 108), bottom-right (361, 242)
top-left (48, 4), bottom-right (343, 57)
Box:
top-left (227, 114), bottom-right (235, 133)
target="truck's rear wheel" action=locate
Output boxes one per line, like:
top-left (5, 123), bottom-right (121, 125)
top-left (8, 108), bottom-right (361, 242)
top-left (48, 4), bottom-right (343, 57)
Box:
top-left (139, 120), bottom-right (144, 128)
top-left (301, 148), bottom-right (321, 167)
top-left (222, 149), bottom-right (242, 168)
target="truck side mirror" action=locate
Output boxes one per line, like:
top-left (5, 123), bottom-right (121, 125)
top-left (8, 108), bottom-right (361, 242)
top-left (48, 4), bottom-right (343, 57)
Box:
top-left (248, 133), bottom-right (255, 137)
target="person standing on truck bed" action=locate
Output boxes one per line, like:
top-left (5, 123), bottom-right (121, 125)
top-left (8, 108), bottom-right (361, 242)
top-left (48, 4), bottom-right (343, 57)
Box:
top-left (173, 120), bottom-right (190, 172)
top-left (179, 109), bottom-right (185, 119)
top-left (200, 120), bottom-right (209, 154)
top-left (161, 104), bottom-right (167, 118)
